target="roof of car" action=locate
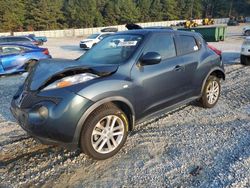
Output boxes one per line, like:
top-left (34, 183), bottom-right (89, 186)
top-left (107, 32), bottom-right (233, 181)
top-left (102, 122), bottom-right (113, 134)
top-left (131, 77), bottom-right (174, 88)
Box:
top-left (0, 36), bottom-right (30, 39)
top-left (115, 28), bottom-right (197, 37)
top-left (0, 43), bottom-right (38, 48)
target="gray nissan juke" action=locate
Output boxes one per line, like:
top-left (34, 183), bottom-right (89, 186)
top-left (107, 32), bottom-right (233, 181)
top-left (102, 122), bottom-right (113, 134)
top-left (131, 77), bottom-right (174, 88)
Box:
top-left (11, 28), bottom-right (225, 160)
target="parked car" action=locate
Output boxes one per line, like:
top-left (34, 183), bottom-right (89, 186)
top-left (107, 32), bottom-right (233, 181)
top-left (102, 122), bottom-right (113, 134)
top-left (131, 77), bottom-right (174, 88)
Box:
top-left (0, 43), bottom-right (51, 75)
top-left (227, 19), bottom-right (239, 26)
top-left (241, 37), bottom-right (250, 65)
top-left (243, 26), bottom-right (250, 36)
top-left (245, 17), bottom-right (250, 23)
top-left (26, 34), bottom-right (47, 45)
top-left (0, 36), bottom-right (41, 46)
top-left (79, 32), bottom-right (114, 49)
top-left (11, 29), bottom-right (225, 160)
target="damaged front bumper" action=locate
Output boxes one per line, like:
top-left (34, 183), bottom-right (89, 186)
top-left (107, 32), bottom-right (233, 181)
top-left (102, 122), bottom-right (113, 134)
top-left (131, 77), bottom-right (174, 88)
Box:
top-left (10, 86), bottom-right (93, 148)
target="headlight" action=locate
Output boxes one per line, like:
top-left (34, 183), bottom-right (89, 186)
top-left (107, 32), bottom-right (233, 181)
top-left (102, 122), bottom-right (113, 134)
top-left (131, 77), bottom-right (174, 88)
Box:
top-left (43, 73), bottom-right (98, 91)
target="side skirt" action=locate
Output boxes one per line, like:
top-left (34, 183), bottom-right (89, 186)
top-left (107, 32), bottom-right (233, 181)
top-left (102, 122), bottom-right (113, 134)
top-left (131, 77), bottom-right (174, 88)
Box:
top-left (136, 96), bottom-right (200, 124)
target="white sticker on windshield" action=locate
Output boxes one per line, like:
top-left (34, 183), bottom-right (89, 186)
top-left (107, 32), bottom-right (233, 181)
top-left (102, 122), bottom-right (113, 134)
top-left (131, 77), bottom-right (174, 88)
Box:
top-left (118, 41), bottom-right (138, 47)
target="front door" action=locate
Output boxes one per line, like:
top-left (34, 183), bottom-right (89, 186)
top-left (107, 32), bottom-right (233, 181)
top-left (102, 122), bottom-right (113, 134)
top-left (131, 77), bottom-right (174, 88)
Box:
top-left (131, 33), bottom-right (196, 119)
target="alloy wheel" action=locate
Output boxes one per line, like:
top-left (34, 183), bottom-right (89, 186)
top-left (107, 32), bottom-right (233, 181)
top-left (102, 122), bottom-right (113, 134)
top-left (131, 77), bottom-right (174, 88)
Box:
top-left (91, 115), bottom-right (125, 154)
top-left (206, 81), bottom-right (220, 105)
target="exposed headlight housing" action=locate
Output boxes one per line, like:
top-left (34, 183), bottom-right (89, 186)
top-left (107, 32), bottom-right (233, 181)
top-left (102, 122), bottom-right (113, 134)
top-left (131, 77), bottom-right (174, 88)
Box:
top-left (43, 73), bottom-right (98, 91)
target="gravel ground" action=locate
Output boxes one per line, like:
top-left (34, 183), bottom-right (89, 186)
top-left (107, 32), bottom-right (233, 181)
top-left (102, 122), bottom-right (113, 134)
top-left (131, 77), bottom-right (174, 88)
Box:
top-left (1, 24), bottom-right (250, 187)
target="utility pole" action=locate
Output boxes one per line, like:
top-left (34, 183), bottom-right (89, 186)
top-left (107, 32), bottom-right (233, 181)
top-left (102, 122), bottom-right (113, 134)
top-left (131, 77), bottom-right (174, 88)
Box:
top-left (229, 0), bottom-right (234, 17)
top-left (190, 0), bottom-right (194, 18)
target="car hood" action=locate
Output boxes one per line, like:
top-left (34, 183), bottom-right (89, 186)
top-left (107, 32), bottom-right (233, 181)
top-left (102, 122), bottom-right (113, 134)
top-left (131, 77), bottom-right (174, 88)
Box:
top-left (243, 26), bottom-right (250, 31)
top-left (81, 39), bottom-right (94, 43)
top-left (26, 59), bottom-right (119, 91)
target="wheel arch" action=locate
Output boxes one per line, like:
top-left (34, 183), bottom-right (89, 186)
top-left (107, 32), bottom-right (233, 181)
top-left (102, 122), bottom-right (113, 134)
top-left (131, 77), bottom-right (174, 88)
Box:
top-left (27, 59), bottom-right (38, 63)
top-left (201, 68), bottom-right (225, 93)
top-left (73, 96), bottom-right (135, 146)
top-left (245, 29), bottom-right (250, 35)
top-left (24, 59), bottom-right (38, 69)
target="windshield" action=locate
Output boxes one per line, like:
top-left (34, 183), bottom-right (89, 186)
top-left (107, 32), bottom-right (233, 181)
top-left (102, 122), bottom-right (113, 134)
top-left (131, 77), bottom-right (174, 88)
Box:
top-left (78, 34), bottom-right (143, 65)
top-left (243, 39), bottom-right (250, 45)
top-left (87, 34), bottom-right (100, 39)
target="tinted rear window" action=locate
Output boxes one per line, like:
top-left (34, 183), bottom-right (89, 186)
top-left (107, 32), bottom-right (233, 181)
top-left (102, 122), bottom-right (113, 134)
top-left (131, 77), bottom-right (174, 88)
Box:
top-left (178, 35), bottom-right (199, 55)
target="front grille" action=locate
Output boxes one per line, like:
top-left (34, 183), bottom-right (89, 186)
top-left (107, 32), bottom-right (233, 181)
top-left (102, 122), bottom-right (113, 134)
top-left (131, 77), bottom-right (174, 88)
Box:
top-left (80, 44), bottom-right (88, 48)
top-left (20, 93), bottom-right (60, 108)
top-left (16, 91), bottom-right (60, 109)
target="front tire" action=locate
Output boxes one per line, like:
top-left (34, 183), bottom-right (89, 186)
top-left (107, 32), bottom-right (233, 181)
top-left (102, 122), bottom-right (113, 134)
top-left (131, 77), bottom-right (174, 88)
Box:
top-left (199, 76), bottom-right (221, 108)
top-left (80, 103), bottom-right (129, 160)
top-left (241, 55), bottom-right (250, 65)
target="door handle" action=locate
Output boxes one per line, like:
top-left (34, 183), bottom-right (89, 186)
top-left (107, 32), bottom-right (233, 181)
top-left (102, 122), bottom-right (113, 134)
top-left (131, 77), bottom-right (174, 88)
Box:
top-left (174, 65), bottom-right (184, 71)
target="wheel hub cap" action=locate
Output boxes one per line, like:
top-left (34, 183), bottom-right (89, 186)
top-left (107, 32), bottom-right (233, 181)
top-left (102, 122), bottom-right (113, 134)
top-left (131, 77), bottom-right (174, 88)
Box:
top-left (206, 81), bottom-right (219, 105)
top-left (91, 115), bottom-right (124, 154)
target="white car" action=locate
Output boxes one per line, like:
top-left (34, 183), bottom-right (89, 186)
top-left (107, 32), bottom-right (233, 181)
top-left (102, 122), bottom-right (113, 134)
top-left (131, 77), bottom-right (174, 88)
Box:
top-left (79, 33), bottom-right (113, 49)
top-left (241, 37), bottom-right (250, 65)
top-left (243, 26), bottom-right (250, 36)
top-left (245, 17), bottom-right (250, 23)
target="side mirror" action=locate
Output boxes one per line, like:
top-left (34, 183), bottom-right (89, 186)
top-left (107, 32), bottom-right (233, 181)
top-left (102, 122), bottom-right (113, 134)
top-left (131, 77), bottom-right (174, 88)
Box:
top-left (140, 52), bottom-right (161, 66)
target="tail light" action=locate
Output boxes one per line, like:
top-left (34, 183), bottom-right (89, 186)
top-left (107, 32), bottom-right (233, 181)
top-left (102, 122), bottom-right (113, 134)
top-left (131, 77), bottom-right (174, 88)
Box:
top-left (207, 44), bottom-right (222, 56)
top-left (43, 48), bottom-right (50, 55)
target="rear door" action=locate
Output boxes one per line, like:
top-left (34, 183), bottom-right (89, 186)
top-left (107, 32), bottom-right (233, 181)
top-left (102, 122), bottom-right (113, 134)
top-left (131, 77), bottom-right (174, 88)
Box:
top-left (175, 34), bottom-right (201, 95)
top-left (1, 46), bottom-right (28, 71)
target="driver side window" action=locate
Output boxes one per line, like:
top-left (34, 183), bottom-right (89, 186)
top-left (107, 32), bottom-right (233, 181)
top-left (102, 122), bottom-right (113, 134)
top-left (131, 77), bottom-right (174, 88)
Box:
top-left (144, 34), bottom-right (176, 60)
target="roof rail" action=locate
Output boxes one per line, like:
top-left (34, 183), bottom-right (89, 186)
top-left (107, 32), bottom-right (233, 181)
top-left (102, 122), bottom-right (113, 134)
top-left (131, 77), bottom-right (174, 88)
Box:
top-left (125, 23), bottom-right (173, 30)
top-left (144, 26), bottom-right (173, 30)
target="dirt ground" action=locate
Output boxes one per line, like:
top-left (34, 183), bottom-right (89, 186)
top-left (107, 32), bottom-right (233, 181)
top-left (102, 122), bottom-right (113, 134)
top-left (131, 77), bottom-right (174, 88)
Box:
top-left (1, 24), bottom-right (250, 188)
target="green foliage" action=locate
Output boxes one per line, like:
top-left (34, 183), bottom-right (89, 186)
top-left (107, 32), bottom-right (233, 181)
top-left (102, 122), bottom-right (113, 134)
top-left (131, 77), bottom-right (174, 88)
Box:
top-left (0, 0), bottom-right (249, 32)
top-left (0, 0), bottom-right (25, 32)
top-left (25, 0), bottom-right (64, 31)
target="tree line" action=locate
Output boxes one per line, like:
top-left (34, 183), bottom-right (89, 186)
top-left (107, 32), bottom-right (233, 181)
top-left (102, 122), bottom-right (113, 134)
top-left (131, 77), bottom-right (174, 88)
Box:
top-left (0, 0), bottom-right (249, 32)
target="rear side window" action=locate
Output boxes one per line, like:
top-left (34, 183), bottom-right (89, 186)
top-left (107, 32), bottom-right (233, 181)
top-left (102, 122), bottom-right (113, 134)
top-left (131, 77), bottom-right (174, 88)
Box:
top-left (178, 35), bottom-right (199, 55)
top-left (144, 34), bottom-right (176, 60)
top-left (1, 46), bottom-right (22, 55)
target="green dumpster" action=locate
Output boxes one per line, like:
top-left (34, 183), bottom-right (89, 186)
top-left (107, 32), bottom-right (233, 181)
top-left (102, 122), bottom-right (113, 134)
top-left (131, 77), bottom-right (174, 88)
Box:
top-left (177, 25), bottom-right (227, 42)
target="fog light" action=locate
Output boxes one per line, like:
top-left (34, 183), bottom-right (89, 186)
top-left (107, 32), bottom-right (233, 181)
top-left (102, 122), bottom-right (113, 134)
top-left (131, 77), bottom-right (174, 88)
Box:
top-left (38, 106), bottom-right (48, 119)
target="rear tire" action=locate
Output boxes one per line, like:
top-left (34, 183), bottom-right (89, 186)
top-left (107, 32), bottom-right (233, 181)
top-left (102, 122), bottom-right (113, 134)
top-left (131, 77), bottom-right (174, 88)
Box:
top-left (241, 55), bottom-right (250, 66)
top-left (80, 103), bottom-right (129, 160)
top-left (199, 75), bottom-right (221, 108)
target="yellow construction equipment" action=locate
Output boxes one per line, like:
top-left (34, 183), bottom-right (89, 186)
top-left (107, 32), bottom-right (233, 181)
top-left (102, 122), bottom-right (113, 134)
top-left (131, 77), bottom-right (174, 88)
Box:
top-left (202, 18), bottom-right (215, 25)
top-left (184, 19), bottom-right (198, 28)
